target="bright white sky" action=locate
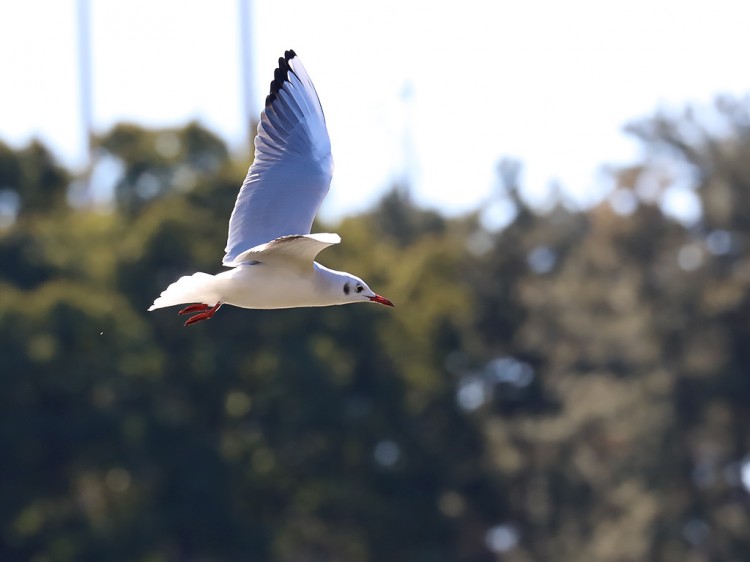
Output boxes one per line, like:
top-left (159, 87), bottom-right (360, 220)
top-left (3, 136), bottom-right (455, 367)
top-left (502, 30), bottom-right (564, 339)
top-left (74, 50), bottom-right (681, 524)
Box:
top-left (1, 0), bottom-right (749, 220)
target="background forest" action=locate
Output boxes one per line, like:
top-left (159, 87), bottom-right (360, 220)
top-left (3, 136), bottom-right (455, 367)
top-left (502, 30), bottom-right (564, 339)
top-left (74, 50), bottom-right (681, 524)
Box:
top-left (2, 97), bottom-right (750, 562)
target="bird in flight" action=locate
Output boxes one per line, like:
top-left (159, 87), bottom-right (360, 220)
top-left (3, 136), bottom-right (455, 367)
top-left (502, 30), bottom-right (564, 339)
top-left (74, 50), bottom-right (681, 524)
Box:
top-left (149, 50), bottom-right (394, 326)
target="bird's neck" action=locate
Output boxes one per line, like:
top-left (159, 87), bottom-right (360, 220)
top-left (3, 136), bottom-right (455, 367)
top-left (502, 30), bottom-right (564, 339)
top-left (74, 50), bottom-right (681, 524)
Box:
top-left (313, 262), bottom-right (349, 302)
top-left (313, 261), bottom-right (344, 283)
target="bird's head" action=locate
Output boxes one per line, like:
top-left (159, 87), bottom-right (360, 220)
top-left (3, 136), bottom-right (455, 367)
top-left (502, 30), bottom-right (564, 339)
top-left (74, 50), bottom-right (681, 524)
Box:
top-left (337, 273), bottom-right (394, 308)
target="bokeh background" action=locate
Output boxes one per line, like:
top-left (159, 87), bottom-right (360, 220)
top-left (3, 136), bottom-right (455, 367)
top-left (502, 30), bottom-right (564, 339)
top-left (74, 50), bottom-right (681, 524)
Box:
top-left (3, 2), bottom-right (750, 561)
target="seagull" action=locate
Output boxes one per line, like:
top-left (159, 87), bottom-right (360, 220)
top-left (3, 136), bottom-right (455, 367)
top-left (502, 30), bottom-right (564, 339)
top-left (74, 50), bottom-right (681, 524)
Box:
top-left (149, 50), bottom-right (394, 326)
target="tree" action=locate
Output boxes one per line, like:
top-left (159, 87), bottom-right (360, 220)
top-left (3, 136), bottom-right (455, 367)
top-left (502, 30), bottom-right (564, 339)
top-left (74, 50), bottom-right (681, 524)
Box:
top-left (2, 97), bottom-right (750, 561)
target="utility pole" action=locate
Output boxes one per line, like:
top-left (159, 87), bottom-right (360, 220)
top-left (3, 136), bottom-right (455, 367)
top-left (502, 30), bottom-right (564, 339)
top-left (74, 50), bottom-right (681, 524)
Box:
top-left (238, 0), bottom-right (256, 151)
top-left (399, 81), bottom-right (417, 199)
top-left (77, 0), bottom-right (94, 200)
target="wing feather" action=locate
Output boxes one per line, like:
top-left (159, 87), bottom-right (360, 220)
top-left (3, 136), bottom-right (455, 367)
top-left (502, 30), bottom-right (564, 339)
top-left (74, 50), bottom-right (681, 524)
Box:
top-left (232, 233), bottom-right (341, 266)
top-left (223, 50), bottom-right (333, 266)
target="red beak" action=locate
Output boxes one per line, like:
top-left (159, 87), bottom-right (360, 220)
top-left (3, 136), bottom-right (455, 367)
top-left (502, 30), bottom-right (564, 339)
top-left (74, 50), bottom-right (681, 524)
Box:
top-left (369, 294), bottom-right (394, 307)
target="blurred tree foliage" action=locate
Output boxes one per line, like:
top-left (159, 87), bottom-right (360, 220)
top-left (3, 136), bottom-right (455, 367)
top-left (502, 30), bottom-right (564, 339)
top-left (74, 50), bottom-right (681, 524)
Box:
top-left (2, 99), bottom-right (750, 562)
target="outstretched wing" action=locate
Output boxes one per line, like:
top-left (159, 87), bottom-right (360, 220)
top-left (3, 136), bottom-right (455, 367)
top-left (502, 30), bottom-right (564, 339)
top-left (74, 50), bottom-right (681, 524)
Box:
top-left (232, 233), bottom-right (341, 267)
top-left (223, 50), bottom-right (333, 266)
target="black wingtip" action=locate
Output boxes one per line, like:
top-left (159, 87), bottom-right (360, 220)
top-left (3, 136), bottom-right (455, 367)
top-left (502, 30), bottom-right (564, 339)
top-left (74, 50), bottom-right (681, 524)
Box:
top-left (265, 49), bottom-right (299, 107)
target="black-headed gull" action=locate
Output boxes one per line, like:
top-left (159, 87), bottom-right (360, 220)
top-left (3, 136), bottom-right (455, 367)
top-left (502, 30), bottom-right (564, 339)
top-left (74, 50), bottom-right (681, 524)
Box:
top-left (149, 50), bottom-right (394, 326)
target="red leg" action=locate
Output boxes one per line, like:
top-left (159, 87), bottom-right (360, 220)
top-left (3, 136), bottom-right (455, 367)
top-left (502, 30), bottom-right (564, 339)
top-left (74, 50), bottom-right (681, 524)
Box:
top-left (183, 302), bottom-right (223, 327)
top-left (179, 303), bottom-right (211, 315)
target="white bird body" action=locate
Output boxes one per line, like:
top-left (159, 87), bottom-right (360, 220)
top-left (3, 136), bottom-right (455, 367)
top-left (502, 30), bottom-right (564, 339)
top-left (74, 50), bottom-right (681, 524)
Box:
top-left (151, 261), bottom-right (345, 310)
top-left (150, 234), bottom-right (370, 311)
top-left (148, 52), bottom-right (393, 326)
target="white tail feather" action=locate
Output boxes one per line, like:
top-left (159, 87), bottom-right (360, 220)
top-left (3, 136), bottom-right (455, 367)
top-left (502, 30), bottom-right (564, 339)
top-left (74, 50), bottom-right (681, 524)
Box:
top-left (148, 272), bottom-right (221, 311)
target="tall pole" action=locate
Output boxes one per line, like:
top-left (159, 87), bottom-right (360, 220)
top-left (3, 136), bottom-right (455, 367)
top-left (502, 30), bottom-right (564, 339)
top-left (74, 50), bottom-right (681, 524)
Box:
top-left (77, 0), bottom-right (93, 202)
top-left (238, 0), bottom-right (255, 151)
top-left (399, 81), bottom-right (416, 198)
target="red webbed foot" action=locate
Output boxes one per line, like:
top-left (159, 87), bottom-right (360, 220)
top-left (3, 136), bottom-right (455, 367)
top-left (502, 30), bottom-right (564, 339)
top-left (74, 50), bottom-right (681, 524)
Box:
top-left (183, 302), bottom-right (223, 327)
top-left (179, 303), bottom-right (211, 315)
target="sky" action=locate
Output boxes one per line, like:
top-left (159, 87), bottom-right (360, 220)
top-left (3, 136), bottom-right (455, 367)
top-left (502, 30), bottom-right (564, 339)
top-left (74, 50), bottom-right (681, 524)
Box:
top-left (1, 0), bottom-right (750, 221)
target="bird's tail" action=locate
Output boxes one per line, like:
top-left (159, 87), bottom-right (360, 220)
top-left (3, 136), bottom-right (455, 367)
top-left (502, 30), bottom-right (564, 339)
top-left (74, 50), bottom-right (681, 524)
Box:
top-left (148, 272), bottom-right (221, 311)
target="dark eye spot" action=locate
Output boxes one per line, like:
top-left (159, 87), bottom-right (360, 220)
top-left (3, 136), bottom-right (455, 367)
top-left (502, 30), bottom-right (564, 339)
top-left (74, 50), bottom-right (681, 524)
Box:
top-left (356, 285), bottom-right (363, 293)
top-left (343, 282), bottom-right (350, 295)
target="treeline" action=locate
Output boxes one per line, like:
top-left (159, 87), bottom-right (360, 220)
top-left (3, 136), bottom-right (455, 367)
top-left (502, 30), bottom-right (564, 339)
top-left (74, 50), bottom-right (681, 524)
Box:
top-left (1, 99), bottom-right (750, 562)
